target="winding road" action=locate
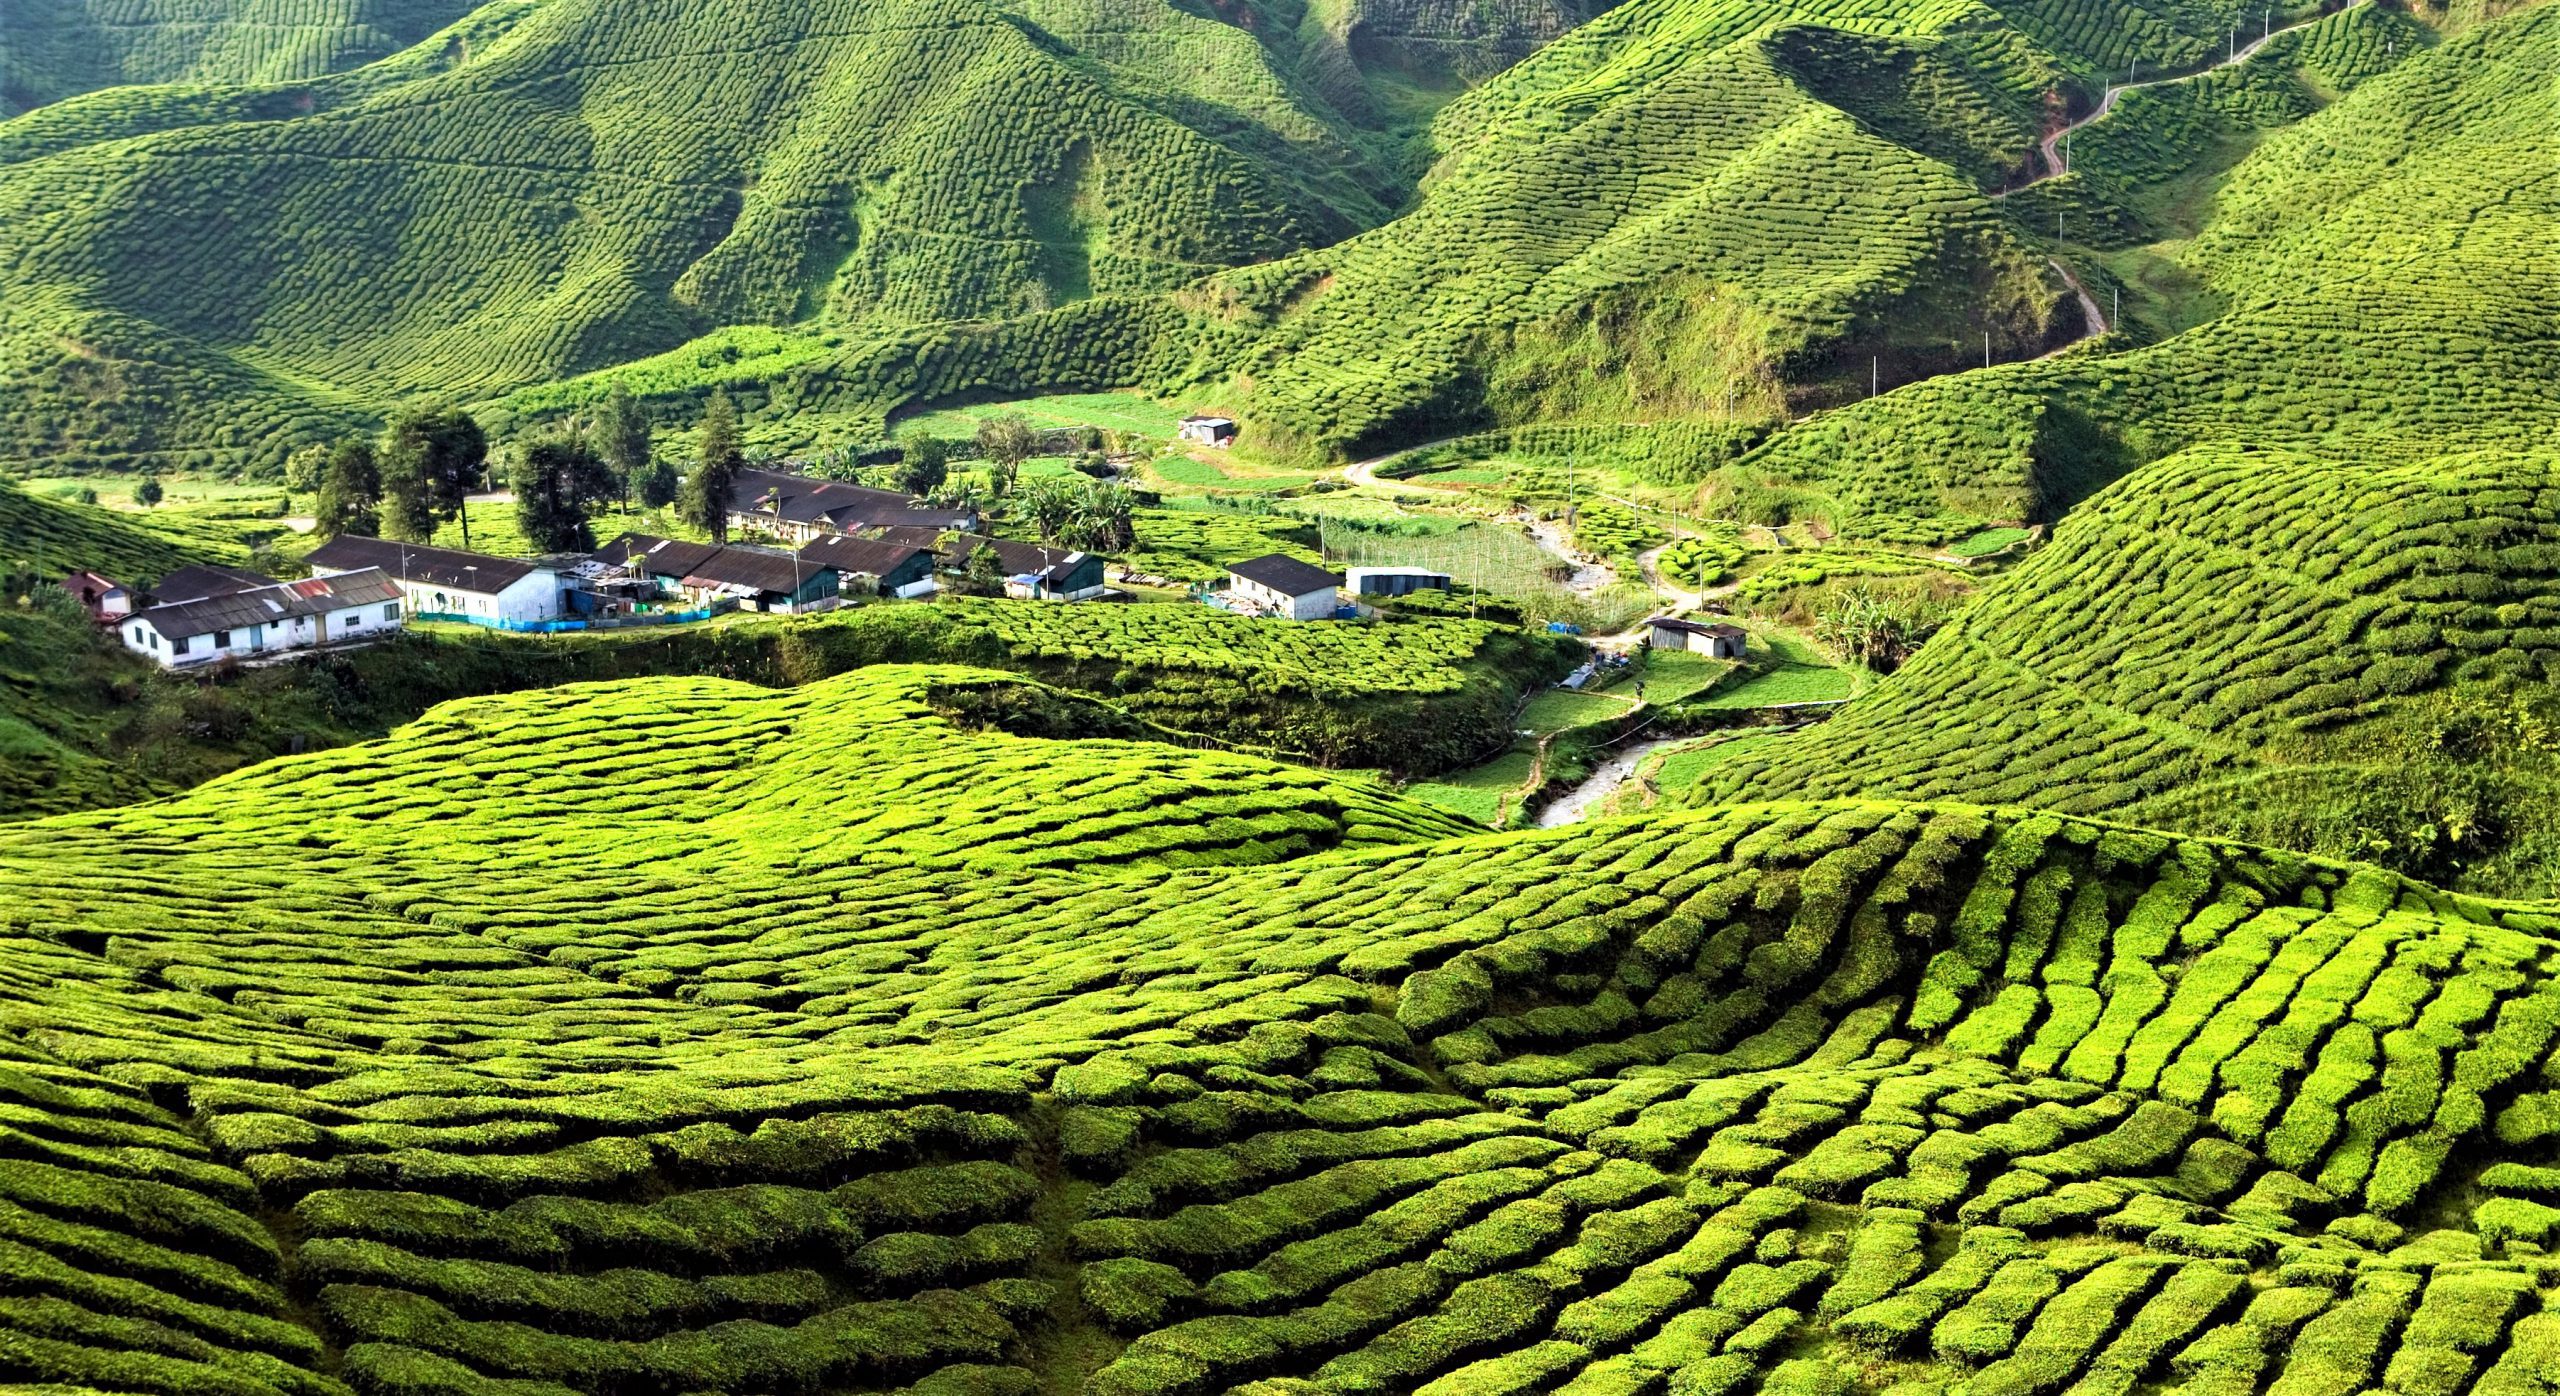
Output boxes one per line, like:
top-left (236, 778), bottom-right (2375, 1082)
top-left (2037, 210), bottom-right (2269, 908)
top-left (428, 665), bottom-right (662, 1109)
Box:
top-left (2001, 7), bottom-right (2343, 197)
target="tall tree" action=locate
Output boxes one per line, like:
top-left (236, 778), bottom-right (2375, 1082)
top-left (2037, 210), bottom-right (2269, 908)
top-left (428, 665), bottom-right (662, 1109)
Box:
top-left (958, 540), bottom-right (1008, 597)
top-left (593, 382), bottom-right (652, 517)
top-left (975, 413), bottom-right (1035, 497)
top-left (380, 408), bottom-right (489, 547)
top-left (315, 439), bottom-right (381, 538)
top-left (896, 432), bottom-right (950, 497)
top-left (512, 433), bottom-right (617, 554)
top-left (682, 389), bottom-right (744, 544)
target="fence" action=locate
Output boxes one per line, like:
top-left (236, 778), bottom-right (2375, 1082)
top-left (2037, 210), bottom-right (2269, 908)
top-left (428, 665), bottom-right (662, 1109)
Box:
top-left (415, 601), bottom-right (733, 634)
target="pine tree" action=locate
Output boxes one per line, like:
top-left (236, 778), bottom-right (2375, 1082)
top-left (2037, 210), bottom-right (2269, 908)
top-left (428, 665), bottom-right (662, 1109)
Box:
top-left (683, 389), bottom-right (743, 544)
top-left (594, 382), bottom-right (653, 516)
top-left (380, 409), bottom-right (488, 546)
top-left (512, 433), bottom-right (616, 554)
top-left (315, 439), bottom-right (381, 538)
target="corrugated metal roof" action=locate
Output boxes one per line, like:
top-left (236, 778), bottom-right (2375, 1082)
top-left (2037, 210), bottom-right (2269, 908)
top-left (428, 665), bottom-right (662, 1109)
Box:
top-left (131, 568), bottom-right (405, 640)
top-left (1229, 553), bottom-right (1341, 596)
top-left (306, 535), bottom-right (542, 593)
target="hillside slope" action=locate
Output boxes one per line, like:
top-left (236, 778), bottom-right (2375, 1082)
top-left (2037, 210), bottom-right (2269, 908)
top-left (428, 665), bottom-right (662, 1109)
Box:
top-left (0, 0), bottom-right (1481, 472)
top-left (0, 0), bottom-right (484, 116)
top-left (1678, 444), bottom-right (2560, 893)
top-left (6, 682), bottom-right (2560, 1394)
top-left (1729, 1), bottom-right (2560, 531)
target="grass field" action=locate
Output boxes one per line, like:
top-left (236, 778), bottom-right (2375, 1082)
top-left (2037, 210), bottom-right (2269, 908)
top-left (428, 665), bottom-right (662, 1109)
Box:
top-left (893, 392), bottom-right (1191, 441)
top-left (1402, 748), bottom-right (1538, 827)
top-left (1518, 687), bottom-right (1636, 733)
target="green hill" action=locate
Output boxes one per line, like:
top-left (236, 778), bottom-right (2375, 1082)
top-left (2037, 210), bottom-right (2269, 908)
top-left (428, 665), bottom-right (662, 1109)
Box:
top-left (1674, 443), bottom-right (2560, 894)
top-left (1722, 0), bottom-right (2560, 533)
top-left (0, 0), bottom-right (1521, 472)
top-left (0, 0), bottom-right (485, 116)
top-left (7, 676), bottom-right (2560, 1395)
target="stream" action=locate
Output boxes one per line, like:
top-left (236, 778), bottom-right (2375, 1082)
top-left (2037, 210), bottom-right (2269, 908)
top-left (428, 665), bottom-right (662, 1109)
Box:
top-left (1537, 737), bottom-right (1686, 827)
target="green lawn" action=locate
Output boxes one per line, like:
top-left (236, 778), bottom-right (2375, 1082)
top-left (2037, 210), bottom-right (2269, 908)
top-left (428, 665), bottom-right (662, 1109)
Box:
top-left (1636, 650), bottom-right (1737, 705)
top-left (1147, 453), bottom-right (1320, 493)
top-left (1652, 733), bottom-right (1791, 791)
top-left (1519, 688), bottom-right (1636, 733)
top-left (896, 392), bottom-right (1189, 441)
top-left (1404, 749), bottom-right (1537, 827)
top-left (1950, 526), bottom-right (2033, 558)
top-left (1695, 664), bottom-right (1858, 708)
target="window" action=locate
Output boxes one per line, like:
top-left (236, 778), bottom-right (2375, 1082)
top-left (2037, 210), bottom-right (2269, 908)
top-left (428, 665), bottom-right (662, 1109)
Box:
top-left (172, 635), bottom-right (191, 655)
top-left (214, 630), bottom-right (231, 647)
top-left (383, 603), bottom-right (401, 622)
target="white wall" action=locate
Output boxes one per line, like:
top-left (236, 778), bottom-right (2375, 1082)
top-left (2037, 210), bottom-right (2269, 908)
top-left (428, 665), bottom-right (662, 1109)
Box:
top-left (1231, 576), bottom-right (1335, 621)
top-left (395, 570), bottom-right (559, 623)
top-left (121, 601), bottom-right (405, 668)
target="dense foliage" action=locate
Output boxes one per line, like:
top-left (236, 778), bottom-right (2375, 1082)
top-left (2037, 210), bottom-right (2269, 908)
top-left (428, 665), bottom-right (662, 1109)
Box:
top-left (1679, 444), bottom-right (2560, 893)
top-left (6, 691), bottom-right (2560, 1396)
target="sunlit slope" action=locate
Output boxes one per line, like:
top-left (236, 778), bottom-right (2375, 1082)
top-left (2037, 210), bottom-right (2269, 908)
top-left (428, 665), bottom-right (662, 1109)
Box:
top-left (0, 0), bottom-right (483, 115)
top-left (1174, 0), bottom-right (2296, 455)
top-left (9, 702), bottom-right (2560, 1395)
top-left (0, 0), bottom-right (1409, 472)
top-left (1735, 2), bottom-right (2560, 529)
top-left (1682, 444), bottom-right (2560, 893)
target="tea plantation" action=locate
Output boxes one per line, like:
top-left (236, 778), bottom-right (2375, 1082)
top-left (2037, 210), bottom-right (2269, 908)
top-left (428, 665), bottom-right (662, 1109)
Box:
top-left (8, 670), bottom-right (2560, 1396)
top-left (1675, 444), bottom-right (2560, 894)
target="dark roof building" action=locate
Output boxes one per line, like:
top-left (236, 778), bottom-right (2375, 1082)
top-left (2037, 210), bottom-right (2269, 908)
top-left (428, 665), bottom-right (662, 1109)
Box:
top-left (305, 534), bottom-right (542, 594)
top-left (120, 569), bottom-right (407, 667)
top-left (591, 533), bottom-right (722, 581)
top-left (943, 536), bottom-right (1108, 600)
top-left (727, 467), bottom-right (974, 539)
top-left (862, 524), bottom-right (952, 551)
top-left (150, 563), bottom-right (277, 605)
top-left (1644, 616), bottom-right (1748, 657)
top-left (1229, 554), bottom-right (1341, 596)
top-left (799, 535), bottom-right (937, 593)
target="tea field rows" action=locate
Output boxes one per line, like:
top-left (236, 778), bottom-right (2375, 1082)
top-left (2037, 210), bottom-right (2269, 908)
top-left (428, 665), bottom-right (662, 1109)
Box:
top-left (7, 680), bottom-right (2560, 1394)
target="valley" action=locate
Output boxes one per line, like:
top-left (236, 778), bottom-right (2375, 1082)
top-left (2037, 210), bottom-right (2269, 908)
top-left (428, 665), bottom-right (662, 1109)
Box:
top-left (2, 0), bottom-right (2559, 1394)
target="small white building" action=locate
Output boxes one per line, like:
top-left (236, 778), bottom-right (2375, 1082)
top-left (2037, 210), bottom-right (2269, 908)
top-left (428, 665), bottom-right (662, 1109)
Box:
top-left (1179, 416), bottom-right (1238, 448)
top-left (1345, 566), bottom-right (1453, 598)
top-left (120, 569), bottom-right (406, 669)
top-left (305, 535), bottom-right (562, 623)
top-left (60, 571), bottom-right (131, 623)
top-left (1227, 554), bottom-right (1341, 621)
top-left (1644, 616), bottom-right (1747, 658)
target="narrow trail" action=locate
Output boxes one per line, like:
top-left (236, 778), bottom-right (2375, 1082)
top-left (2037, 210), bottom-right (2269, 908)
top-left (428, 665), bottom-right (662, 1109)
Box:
top-left (1997, 7), bottom-right (2341, 199)
top-left (1538, 737), bottom-right (1684, 827)
top-left (2042, 257), bottom-right (2109, 353)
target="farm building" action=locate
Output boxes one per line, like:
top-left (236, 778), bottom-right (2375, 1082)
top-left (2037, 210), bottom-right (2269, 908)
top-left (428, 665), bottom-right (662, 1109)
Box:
top-left (590, 534), bottom-right (722, 597)
top-left (677, 545), bottom-right (839, 612)
top-left (1345, 566), bottom-right (1453, 598)
top-left (727, 467), bottom-right (975, 544)
top-left (799, 534), bottom-right (938, 597)
top-left (119, 569), bottom-right (404, 669)
top-left (1178, 416), bottom-right (1238, 447)
top-left (1228, 554), bottom-right (1341, 620)
top-left (306, 535), bottom-right (563, 623)
top-left (944, 537), bottom-right (1107, 602)
top-left (59, 571), bottom-right (131, 623)
top-left (1644, 616), bottom-right (1747, 657)
top-left (150, 564), bottom-right (277, 605)
top-left (863, 524), bottom-right (950, 551)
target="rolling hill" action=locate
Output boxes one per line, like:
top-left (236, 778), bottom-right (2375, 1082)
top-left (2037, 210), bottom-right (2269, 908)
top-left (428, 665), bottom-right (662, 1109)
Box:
top-left (1675, 443), bottom-right (2560, 895)
top-left (1723, 0), bottom-right (2560, 533)
top-left (6, 670), bottom-right (2560, 1395)
top-left (0, 0), bottom-right (485, 116)
top-left (0, 0), bottom-right (1531, 473)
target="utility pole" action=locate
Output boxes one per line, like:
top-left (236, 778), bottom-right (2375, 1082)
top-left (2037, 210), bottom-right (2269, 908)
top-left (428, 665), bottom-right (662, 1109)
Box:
top-left (1984, 332), bottom-right (1991, 369)
top-left (1871, 357), bottom-right (1879, 398)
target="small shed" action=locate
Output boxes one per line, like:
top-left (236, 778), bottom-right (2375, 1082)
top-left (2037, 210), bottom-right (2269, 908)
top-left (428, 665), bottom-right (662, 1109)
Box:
top-left (1227, 554), bottom-right (1341, 621)
top-left (60, 571), bottom-right (131, 623)
top-left (1178, 416), bottom-right (1238, 448)
top-left (1644, 616), bottom-right (1747, 658)
top-left (1344, 566), bottom-right (1452, 598)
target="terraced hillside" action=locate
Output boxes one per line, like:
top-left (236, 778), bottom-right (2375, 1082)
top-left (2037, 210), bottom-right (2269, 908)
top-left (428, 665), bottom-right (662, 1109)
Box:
top-left (1677, 444), bottom-right (2560, 895)
top-left (9, 669), bottom-right (2560, 1395)
top-left (1730, 1), bottom-right (2560, 532)
top-left (0, 0), bottom-right (484, 115)
top-left (0, 0), bottom-right (1487, 472)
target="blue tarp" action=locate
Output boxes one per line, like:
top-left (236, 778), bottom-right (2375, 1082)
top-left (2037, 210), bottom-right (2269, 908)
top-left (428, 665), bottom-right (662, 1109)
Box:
top-left (415, 607), bottom-right (723, 633)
